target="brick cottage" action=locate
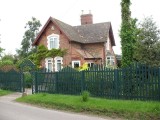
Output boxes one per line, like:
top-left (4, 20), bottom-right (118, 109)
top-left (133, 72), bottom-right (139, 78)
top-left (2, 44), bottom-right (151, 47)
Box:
top-left (33, 13), bottom-right (117, 72)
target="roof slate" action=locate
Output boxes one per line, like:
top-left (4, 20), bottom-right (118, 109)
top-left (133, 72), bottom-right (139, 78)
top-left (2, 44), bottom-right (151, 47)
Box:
top-left (73, 22), bottom-right (110, 43)
top-left (52, 18), bottom-right (111, 44)
top-left (33, 17), bottom-right (115, 46)
top-left (52, 18), bottom-right (83, 43)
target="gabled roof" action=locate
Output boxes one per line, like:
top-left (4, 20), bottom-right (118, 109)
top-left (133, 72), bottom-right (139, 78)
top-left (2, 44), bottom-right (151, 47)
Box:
top-left (53, 18), bottom-right (84, 43)
top-left (33, 17), bottom-right (115, 46)
top-left (74, 22), bottom-right (110, 43)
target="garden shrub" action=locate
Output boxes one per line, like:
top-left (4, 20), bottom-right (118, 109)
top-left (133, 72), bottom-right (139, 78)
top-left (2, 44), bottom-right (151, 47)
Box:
top-left (24, 72), bottom-right (32, 88)
top-left (81, 91), bottom-right (90, 102)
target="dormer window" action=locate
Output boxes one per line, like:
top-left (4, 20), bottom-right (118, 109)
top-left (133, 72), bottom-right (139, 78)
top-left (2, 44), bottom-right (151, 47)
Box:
top-left (47, 34), bottom-right (59, 50)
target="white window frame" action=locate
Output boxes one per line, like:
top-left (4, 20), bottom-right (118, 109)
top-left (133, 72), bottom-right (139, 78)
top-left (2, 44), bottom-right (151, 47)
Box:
top-left (47, 34), bottom-right (59, 50)
top-left (45, 57), bottom-right (53, 72)
top-left (107, 56), bottom-right (114, 66)
top-left (54, 57), bottom-right (63, 71)
top-left (72, 61), bottom-right (80, 68)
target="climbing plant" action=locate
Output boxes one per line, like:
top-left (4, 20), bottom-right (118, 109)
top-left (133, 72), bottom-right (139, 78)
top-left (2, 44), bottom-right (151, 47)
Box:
top-left (28, 45), bottom-right (67, 67)
top-left (120, 0), bottom-right (137, 67)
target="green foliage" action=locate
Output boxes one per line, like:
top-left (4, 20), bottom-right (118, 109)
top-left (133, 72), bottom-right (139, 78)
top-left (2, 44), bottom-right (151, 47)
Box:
top-left (17, 17), bottom-right (41, 59)
top-left (0, 60), bottom-right (13, 67)
top-left (120, 0), bottom-right (138, 67)
top-left (46, 48), bottom-right (67, 57)
top-left (28, 45), bottom-right (67, 67)
top-left (1, 54), bottom-right (14, 62)
top-left (17, 93), bottom-right (160, 120)
top-left (0, 89), bottom-right (12, 96)
top-left (134, 17), bottom-right (160, 67)
top-left (24, 72), bottom-right (32, 88)
top-left (81, 91), bottom-right (90, 102)
top-left (0, 54), bottom-right (16, 67)
top-left (0, 47), bottom-right (5, 57)
top-left (0, 47), bottom-right (4, 53)
top-left (15, 59), bottom-right (23, 69)
top-left (78, 62), bottom-right (88, 71)
top-left (0, 54), bottom-right (19, 71)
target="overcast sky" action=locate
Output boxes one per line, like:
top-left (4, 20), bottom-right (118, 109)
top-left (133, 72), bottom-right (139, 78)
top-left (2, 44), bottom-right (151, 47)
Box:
top-left (0, 0), bottom-right (160, 55)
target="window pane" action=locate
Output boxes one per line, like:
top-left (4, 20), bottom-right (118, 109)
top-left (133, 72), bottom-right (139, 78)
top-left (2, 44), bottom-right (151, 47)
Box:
top-left (74, 62), bottom-right (79, 68)
top-left (57, 63), bottom-right (61, 71)
top-left (57, 60), bottom-right (61, 63)
top-left (48, 63), bottom-right (52, 72)
top-left (50, 40), bottom-right (54, 49)
top-left (107, 57), bottom-right (110, 60)
top-left (54, 38), bottom-right (58, 49)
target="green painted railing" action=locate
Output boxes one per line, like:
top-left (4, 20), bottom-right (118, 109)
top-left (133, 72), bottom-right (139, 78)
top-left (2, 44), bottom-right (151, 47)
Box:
top-left (0, 69), bottom-right (22, 92)
top-left (36, 63), bottom-right (160, 101)
top-left (0, 62), bottom-right (159, 101)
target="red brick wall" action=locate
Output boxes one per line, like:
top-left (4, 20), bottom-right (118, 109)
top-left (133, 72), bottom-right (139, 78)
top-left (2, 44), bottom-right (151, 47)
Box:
top-left (37, 21), bottom-right (71, 68)
top-left (81, 14), bottom-right (93, 25)
top-left (36, 21), bottom-right (117, 68)
top-left (70, 42), bottom-right (105, 65)
top-left (83, 43), bottom-right (104, 64)
top-left (70, 42), bottom-right (84, 65)
top-left (106, 37), bottom-right (117, 65)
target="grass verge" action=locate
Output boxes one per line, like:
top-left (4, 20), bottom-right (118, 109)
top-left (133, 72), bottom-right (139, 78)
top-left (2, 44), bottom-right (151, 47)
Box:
top-left (16, 93), bottom-right (160, 120)
top-left (0, 89), bottom-right (12, 96)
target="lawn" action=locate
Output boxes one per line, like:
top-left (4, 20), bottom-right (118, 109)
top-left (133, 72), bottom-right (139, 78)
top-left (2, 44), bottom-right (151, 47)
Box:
top-left (16, 93), bottom-right (160, 120)
top-left (0, 89), bottom-right (12, 96)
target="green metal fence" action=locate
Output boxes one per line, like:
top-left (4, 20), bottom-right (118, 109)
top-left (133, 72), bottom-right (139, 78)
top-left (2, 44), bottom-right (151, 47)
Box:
top-left (32, 63), bottom-right (160, 101)
top-left (0, 69), bottom-right (22, 92)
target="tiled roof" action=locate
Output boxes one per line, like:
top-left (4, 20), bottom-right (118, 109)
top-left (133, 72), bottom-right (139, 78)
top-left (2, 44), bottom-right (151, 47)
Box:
top-left (52, 18), bottom-right (112, 44)
top-left (52, 18), bottom-right (83, 43)
top-left (73, 22), bottom-right (110, 43)
top-left (33, 17), bottom-right (115, 46)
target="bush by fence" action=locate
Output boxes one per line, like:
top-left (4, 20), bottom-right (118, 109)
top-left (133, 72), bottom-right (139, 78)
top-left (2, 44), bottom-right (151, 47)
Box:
top-left (36, 63), bottom-right (160, 101)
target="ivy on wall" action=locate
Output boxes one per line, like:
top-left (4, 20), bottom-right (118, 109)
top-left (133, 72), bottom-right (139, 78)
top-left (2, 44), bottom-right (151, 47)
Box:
top-left (28, 45), bottom-right (67, 67)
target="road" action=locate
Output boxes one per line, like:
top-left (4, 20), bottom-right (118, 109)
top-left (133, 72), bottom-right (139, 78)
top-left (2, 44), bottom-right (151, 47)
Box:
top-left (0, 93), bottom-right (114, 120)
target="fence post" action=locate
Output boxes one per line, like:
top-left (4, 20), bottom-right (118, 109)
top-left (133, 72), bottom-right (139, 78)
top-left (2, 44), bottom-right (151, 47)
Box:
top-left (22, 73), bottom-right (25, 93)
top-left (55, 72), bottom-right (58, 93)
top-left (114, 69), bottom-right (119, 99)
top-left (34, 71), bottom-right (38, 93)
top-left (159, 68), bottom-right (160, 100)
top-left (81, 71), bottom-right (85, 92)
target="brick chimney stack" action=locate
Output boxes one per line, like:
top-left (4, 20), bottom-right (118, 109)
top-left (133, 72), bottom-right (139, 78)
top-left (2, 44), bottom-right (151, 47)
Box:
top-left (81, 10), bottom-right (93, 25)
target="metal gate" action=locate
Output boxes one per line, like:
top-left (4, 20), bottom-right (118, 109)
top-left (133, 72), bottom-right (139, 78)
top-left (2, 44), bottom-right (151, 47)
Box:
top-left (20, 59), bottom-right (37, 94)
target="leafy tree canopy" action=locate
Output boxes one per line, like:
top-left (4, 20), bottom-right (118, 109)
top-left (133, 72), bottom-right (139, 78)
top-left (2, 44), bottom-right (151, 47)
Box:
top-left (17, 17), bottom-right (41, 58)
top-left (134, 17), bottom-right (160, 67)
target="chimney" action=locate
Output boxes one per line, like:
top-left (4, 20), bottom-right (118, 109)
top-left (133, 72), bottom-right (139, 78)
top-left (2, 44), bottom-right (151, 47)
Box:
top-left (80, 10), bottom-right (93, 25)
